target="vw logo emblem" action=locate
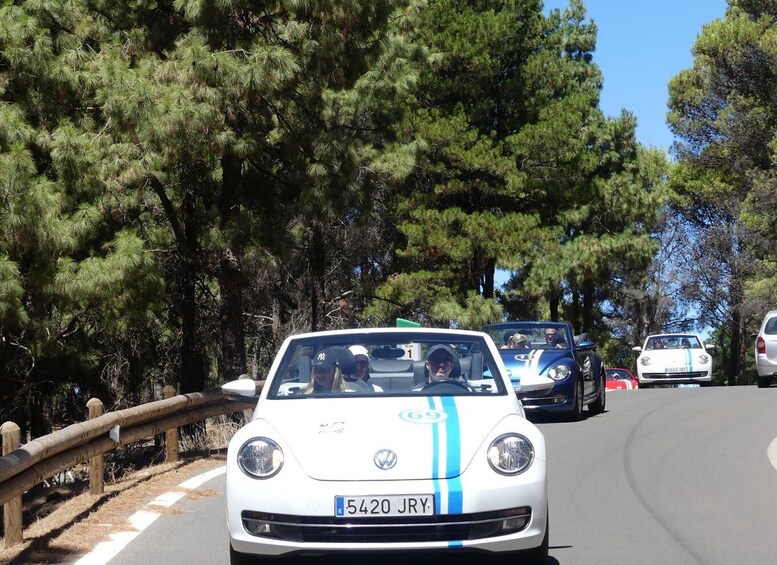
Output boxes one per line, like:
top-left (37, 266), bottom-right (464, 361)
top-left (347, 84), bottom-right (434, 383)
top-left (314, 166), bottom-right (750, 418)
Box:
top-left (374, 449), bottom-right (397, 470)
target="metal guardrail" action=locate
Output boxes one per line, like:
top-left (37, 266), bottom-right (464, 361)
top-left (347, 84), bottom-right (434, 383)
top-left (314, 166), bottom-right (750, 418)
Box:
top-left (1, 382), bottom-right (260, 547)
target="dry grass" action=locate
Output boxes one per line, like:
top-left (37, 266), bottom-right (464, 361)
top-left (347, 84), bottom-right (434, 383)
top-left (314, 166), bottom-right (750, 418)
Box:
top-left (0, 416), bottom-right (243, 565)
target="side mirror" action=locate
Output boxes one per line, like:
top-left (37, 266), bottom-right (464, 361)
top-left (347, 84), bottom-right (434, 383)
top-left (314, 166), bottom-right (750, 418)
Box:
top-left (222, 378), bottom-right (260, 398)
top-left (631, 346), bottom-right (642, 353)
top-left (705, 344), bottom-right (716, 351)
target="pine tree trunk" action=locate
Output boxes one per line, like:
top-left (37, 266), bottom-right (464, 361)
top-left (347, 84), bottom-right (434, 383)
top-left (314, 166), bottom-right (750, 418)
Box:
top-left (180, 266), bottom-right (206, 394)
top-left (482, 257), bottom-right (496, 298)
top-left (309, 223), bottom-right (326, 332)
top-left (218, 155), bottom-right (246, 382)
top-left (219, 248), bottom-right (246, 381)
top-left (582, 280), bottom-right (595, 333)
top-left (727, 275), bottom-right (744, 386)
top-left (179, 183), bottom-right (206, 395)
top-left (549, 289), bottom-right (560, 321)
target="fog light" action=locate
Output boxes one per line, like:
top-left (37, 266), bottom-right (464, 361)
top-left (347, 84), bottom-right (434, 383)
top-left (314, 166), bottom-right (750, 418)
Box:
top-left (245, 521), bottom-right (273, 535)
top-left (500, 516), bottom-right (529, 532)
top-left (242, 512), bottom-right (303, 542)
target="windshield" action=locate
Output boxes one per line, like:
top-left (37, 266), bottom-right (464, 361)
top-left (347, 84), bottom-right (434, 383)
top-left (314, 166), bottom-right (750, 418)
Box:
top-left (645, 335), bottom-right (702, 350)
top-left (481, 323), bottom-right (571, 351)
top-left (266, 331), bottom-right (507, 398)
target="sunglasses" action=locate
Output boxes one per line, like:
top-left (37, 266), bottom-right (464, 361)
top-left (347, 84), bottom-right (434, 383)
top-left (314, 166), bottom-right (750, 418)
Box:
top-left (428, 356), bottom-right (453, 366)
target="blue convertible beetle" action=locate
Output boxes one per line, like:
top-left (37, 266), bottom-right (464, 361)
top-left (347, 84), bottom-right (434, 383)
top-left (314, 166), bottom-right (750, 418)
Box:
top-left (480, 321), bottom-right (606, 420)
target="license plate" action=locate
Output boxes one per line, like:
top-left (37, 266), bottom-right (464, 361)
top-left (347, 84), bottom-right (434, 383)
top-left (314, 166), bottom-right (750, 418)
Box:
top-left (666, 366), bottom-right (689, 373)
top-left (335, 495), bottom-right (434, 517)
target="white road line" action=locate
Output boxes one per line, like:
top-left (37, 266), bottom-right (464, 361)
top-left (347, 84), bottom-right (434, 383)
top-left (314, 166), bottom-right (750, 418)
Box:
top-left (73, 465), bottom-right (226, 565)
top-left (768, 437), bottom-right (777, 472)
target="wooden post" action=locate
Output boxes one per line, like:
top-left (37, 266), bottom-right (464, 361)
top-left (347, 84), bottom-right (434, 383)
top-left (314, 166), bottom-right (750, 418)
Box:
top-left (87, 398), bottom-right (105, 495)
top-left (163, 385), bottom-right (178, 462)
top-left (238, 373), bottom-right (255, 422)
top-left (1, 421), bottom-right (23, 546)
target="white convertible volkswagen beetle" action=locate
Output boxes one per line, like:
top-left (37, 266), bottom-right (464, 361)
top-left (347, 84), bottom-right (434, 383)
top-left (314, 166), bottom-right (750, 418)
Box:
top-left (222, 327), bottom-right (552, 564)
top-left (632, 333), bottom-right (715, 388)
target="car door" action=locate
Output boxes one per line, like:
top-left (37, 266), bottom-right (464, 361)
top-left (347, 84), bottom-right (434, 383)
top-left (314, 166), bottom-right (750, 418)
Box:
top-left (574, 343), bottom-right (596, 398)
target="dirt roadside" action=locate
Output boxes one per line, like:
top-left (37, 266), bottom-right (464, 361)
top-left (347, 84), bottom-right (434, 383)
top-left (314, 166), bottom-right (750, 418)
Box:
top-left (0, 455), bottom-right (226, 565)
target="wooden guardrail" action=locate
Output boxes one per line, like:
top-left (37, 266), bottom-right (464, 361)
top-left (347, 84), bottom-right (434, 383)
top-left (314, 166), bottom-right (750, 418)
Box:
top-left (1, 381), bottom-right (260, 547)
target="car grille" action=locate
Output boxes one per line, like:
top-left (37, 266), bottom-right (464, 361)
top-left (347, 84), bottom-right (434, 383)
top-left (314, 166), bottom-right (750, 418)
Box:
top-left (241, 507), bottom-right (532, 543)
top-left (642, 372), bottom-right (708, 379)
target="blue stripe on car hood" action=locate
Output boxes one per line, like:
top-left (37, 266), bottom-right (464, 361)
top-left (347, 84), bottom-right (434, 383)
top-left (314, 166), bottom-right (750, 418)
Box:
top-left (427, 396), bottom-right (463, 515)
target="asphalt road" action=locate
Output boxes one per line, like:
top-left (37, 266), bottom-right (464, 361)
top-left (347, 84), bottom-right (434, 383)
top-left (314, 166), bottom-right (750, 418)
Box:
top-left (96, 386), bottom-right (777, 565)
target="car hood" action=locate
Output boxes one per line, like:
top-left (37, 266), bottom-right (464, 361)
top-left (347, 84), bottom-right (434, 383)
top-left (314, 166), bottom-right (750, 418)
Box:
top-left (257, 396), bottom-right (511, 481)
top-left (499, 349), bottom-right (571, 382)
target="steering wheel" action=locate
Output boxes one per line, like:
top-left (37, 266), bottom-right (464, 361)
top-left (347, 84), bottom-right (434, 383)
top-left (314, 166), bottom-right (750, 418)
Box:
top-left (422, 379), bottom-right (471, 392)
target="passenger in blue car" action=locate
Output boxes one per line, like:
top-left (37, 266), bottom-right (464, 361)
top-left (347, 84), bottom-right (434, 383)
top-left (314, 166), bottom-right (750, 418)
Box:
top-left (543, 328), bottom-right (565, 349)
top-left (509, 333), bottom-right (530, 349)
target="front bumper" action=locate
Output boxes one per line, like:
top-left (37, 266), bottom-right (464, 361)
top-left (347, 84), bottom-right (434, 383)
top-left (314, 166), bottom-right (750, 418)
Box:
top-left (227, 469), bottom-right (547, 557)
top-left (519, 380), bottom-right (575, 413)
top-left (638, 370), bottom-right (711, 386)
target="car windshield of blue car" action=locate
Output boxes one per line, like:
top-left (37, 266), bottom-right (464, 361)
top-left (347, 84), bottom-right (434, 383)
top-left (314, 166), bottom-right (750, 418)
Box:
top-left (266, 332), bottom-right (507, 398)
top-left (481, 323), bottom-right (572, 351)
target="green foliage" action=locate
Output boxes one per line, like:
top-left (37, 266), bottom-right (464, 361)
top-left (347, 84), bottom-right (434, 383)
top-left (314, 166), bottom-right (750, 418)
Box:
top-left (376, 0), bottom-right (662, 334)
top-left (0, 255), bottom-right (26, 328)
top-left (0, 0), bottom-right (745, 433)
top-left (431, 291), bottom-right (504, 329)
top-left (666, 1), bottom-right (777, 383)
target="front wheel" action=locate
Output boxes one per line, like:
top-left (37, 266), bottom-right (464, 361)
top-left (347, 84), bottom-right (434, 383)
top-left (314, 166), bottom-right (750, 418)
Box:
top-left (566, 379), bottom-right (584, 421)
top-left (588, 369), bottom-right (606, 415)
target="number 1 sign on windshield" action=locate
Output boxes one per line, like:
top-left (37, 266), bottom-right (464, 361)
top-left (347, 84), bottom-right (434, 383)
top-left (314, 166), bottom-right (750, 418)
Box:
top-left (400, 343), bottom-right (419, 360)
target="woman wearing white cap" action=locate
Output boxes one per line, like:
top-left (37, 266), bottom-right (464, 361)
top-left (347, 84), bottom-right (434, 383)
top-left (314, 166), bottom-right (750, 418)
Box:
top-left (347, 345), bottom-right (382, 391)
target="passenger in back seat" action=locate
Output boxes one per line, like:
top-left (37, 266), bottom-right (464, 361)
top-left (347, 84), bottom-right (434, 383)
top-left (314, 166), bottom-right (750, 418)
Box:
top-left (345, 345), bottom-right (383, 392)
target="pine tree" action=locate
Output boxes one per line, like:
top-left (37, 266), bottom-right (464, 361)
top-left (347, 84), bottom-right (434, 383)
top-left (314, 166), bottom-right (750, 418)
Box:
top-left (667, 1), bottom-right (777, 384)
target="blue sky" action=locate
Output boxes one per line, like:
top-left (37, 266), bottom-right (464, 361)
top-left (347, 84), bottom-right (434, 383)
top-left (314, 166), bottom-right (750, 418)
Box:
top-left (543, 0), bottom-right (729, 151)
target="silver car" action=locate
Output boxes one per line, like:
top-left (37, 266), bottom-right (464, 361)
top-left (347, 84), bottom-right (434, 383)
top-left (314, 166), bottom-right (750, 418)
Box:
top-left (755, 310), bottom-right (777, 388)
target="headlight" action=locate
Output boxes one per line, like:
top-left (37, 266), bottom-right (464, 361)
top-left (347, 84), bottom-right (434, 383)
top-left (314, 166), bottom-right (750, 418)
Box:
top-left (640, 356), bottom-right (651, 366)
top-left (548, 364), bottom-right (571, 380)
top-left (237, 437), bottom-right (284, 479)
top-left (487, 434), bottom-right (534, 475)
top-left (698, 354), bottom-right (710, 364)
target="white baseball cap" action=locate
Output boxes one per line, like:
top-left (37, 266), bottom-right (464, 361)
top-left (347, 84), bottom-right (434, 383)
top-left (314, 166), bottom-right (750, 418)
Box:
top-left (349, 345), bottom-right (369, 357)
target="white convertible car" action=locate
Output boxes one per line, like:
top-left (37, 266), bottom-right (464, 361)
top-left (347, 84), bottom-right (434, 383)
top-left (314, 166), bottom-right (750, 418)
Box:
top-left (632, 333), bottom-right (715, 388)
top-left (222, 327), bottom-right (552, 564)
